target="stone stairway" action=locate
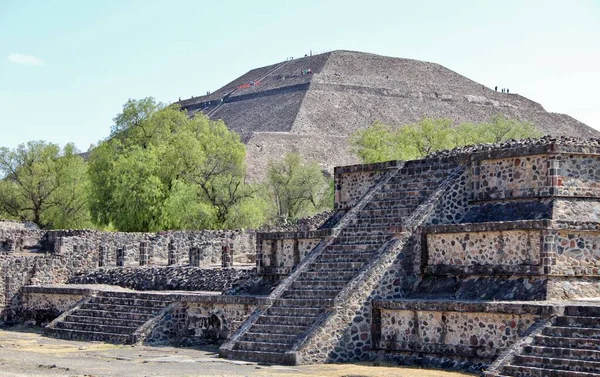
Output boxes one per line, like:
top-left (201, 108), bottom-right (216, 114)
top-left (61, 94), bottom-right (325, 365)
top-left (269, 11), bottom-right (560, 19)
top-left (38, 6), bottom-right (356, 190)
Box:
top-left (222, 162), bottom-right (457, 364)
top-left (45, 291), bottom-right (172, 344)
top-left (492, 306), bottom-right (600, 377)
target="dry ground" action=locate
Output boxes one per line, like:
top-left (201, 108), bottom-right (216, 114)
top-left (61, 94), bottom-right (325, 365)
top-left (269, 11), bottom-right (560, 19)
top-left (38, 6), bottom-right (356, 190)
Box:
top-left (0, 327), bottom-right (476, 377)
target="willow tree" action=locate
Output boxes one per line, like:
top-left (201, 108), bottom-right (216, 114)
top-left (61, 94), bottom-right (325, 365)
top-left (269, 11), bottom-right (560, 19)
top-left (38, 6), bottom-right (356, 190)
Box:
top-left (88, 97), bottom-right (267, 231)
top-left (351, 115), bottom-right (542, 163)
top-left (0, 141), bottom-right (91, 229)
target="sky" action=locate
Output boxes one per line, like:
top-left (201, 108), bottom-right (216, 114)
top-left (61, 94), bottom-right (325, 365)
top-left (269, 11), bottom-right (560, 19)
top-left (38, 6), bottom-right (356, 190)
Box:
top-left (0, 0), bottom-right (599, 151)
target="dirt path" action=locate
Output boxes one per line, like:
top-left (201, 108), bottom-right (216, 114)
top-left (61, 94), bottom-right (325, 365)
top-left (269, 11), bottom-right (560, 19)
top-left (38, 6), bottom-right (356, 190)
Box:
top-left (0, 327), bottom-right (476, 377)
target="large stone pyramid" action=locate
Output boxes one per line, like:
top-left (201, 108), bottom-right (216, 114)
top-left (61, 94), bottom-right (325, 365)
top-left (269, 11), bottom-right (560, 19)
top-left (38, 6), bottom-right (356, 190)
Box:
top-left (177, 50), bottom-right (599, 180)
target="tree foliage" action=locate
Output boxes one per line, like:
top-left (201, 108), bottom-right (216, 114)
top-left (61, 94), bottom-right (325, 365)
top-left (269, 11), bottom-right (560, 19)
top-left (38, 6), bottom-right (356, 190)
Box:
top-left (88, 97), bottom-right (267, 232)
top-left (0, 141), bottom-right (91, 229)
top-left (351, 115), bottom-right (542, 163)
top-left (267, 153), bottom-right (332, 222)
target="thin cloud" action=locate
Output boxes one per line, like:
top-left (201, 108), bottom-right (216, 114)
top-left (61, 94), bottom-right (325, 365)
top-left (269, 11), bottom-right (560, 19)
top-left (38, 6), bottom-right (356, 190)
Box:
top-left (7, 53), bottom-right (45, 66)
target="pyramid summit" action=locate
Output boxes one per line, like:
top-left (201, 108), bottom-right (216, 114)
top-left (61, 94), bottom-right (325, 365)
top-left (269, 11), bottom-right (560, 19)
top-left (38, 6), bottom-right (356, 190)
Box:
top-left (177, 50), bottom-right (599, 180)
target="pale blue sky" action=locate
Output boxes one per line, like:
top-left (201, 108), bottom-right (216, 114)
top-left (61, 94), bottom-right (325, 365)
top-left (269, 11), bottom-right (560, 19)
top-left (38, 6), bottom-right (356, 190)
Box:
top-left (1, 0), bottom-right (598, 151)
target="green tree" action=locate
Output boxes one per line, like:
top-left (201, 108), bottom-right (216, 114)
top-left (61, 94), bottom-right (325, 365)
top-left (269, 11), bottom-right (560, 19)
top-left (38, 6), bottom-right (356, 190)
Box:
top-left (351, 115), bottom-right (542, 163)
top-left (267, 153), bottom-right (331, 222)
top-left (88, 97), bottom-right (267, 231)
top-left (481, 114), bottom-right (541, 143)
top-left (350, 122), bottom-right (407, 163)
top-left (0, 141), bottom-right (91, 228)
top-left (399, 118), bottom-right (455, 157)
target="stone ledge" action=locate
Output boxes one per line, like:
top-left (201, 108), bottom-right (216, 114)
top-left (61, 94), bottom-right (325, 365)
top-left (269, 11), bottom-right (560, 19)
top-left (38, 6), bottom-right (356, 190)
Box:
top-left (424, 264), bottom-right (543, 276)
top-left (375, 340), bottom-right (501, 358)
top-left (423, 220), bottom-right (551, 234)
top-left (21, 285), bottom-right (97, 296)
top-left (470, 145), bottom-right (549, 161)
top-left (259, 266), bottom-right (292, 276)
top-left (553, 220), bottom-right (600, 231)
top-left (334, 156), bottom-right (462, 175)
top-left (22, 285), bottom-right (260, 305)
top-left (373, 299), bottom-right (563, 316)
top-left (470, 144), bottom-right (600, 162)
top-left (472, 188), bottom-right (600, 202)
top-left (334, 160), bottom-right (401, 175)
top-left (256, 229), bottom-right (331, 240)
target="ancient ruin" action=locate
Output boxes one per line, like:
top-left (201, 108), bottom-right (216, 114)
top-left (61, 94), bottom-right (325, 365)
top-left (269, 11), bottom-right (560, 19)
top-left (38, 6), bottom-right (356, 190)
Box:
top-left (4, 136), bottom-right (600, 376)
top-left (176, 50), bottom-right (600, 180)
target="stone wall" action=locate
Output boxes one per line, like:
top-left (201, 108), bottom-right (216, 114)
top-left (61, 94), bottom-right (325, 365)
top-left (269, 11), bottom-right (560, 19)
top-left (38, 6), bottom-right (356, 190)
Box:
top-left (556, 154), bottom-right (600, 196)
top-left (0, 229), bottom-right (45, 253)
top-left (373, 300), bottom-right (559, 372)
top-left (149, 296), bottom-right (257, 345)
top-left (0, 240), bottom-right (97, 322)
top-left (256, 230), bottom-right (330, 276)
top-left (426, 229), bottom-right (541, 267)
top-left (68, 266), bottom-right (257, 292)
top-left (16, 285), bottom-right (258, 346)
top-left (473, 154), bottom-right (550, 200)
top-left (18, 285), bottom-right (89, 325)
top-left (548, 229), bottom-right (600, 276)
top-left (422, 221), bottom-right (600, 279)
top-left (47, 229), bottom-right (255, 267)
top-left (334, 160), bottom-right (401, 210)
top-left (0, 220), bottom-right (39, 231)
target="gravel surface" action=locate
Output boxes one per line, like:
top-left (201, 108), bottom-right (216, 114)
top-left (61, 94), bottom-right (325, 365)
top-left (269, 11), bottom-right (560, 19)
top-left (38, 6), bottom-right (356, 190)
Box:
top-left (0, 327), bottom-right (476, 377)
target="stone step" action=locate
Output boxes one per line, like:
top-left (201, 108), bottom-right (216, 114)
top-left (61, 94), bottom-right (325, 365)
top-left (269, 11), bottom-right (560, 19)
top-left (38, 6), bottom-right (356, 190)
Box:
top-left (272, 298), bottom-right (334, 308)
top-left (501, 365), bottom-right (598, 377)
top-left (266, 306), bottom-right (324, 317)
top-left (64, 315), bottom-right (147, 327)
top-left (299, 271), bottom-right (357, 281)
top-left (374, 189), bottom-right (434, 200)
top-left (338, 228), bottom-right (395, 238)
top-left (249, 323), bottom-right (308, 335)
top-left (525, 345), bottom-right (600, 361)
top-left (222, 349), bottom-right (295, 365)
top-left (514, 354), bottom-right (600, 373)
top-left (44, 328), bottom-right (134, 344)
top-left (316, 252), bottom-right (374, 263)
top-left (292, 280), bottom-right (350, 290)
top-left (73, 309), bottom-right (155, 322)
top-left (555, 316), bottom-right (600, 329)
top-left (326, 244), bottom-right (371, 252)
top-left (365, 198), bottom-right (425, 210)
top-left (233, 340), bottom-right (292, 353)
top-left (256, 315), bottom-right (317, 327)
top-left (544, 326), bottom-right (600, 339)
top-left (90, 296), bottom-right (170, 308)
top-left (241, 331), bottom-right (297, 344)
top-left (331, 236), bottom-right (389, 246)
top-left (94, 291), bottom-right (171, 300)
top-left (308, 261), bottom-right (364, 271)
top-left (358, 208), bottom-right (414, 219)
top-left (319, 247), bottom-right (378, 255)
top-left (351, 216), bottom-right (407, 227)
top-left (384, 172), bottom-right (440, 185)
top-left (282, 289), bottom-right (339, 299)
top-left (55, 321), bottom-right (138, 335)
top-left (565, 306), bottom-right (600, 317)
top-left (80, 302), bottom-right (162, 315)
top-left (535, 335), bottom-right (600, 351)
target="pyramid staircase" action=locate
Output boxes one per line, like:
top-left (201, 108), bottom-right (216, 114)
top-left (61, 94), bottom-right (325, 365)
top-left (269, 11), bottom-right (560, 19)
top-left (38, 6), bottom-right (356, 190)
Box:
top-left (45, 291), bottom-right (172, 344)
top-left (487, 306), bottom-right (600, 377)
top-left (221, 160), bottom-right (461, 364)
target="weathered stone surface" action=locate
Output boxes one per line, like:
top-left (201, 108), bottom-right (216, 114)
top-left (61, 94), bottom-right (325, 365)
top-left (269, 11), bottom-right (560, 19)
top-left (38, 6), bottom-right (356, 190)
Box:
top-left (10, 136), bottom-right (600, 374)
top-left (69, 267), bottom-right (258, 292)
